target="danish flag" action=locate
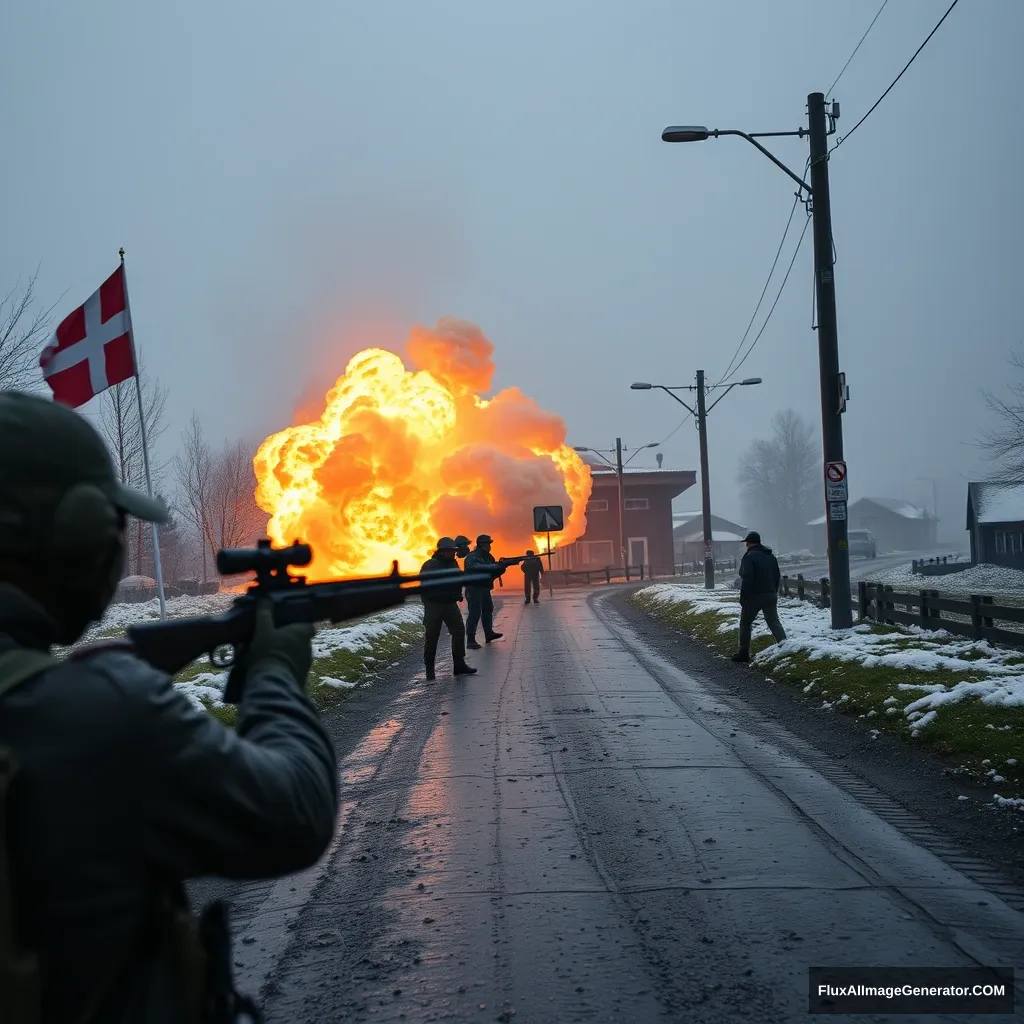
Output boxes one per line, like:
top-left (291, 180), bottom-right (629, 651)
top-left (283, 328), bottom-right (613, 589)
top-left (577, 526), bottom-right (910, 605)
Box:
top-left (39, 264), bottom-right (137, 408)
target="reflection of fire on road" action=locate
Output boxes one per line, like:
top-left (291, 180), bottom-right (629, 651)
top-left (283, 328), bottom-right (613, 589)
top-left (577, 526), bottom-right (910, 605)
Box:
top-left (253, 318), bottom-right (593, 580)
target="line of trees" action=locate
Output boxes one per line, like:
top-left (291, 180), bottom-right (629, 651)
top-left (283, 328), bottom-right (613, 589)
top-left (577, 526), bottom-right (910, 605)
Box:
top-left (736, 409), bottom-right (820, 553)
top-left (1, 278), bottom-right (267, 586)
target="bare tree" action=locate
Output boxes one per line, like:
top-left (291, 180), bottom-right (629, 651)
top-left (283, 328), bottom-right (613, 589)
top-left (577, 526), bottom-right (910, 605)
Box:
top-left (208, 440), bottom-right (268, 553)
top-left (979, 345), bottom-right (1024, 477)
top-left (0, 271), bottom-right (59, 392)
top-left (99, 358), bottom-right (169, 574)
top-left (174, 414), bottom-right (216, 581)
top-left (737, 409), bottom-right (819, 552)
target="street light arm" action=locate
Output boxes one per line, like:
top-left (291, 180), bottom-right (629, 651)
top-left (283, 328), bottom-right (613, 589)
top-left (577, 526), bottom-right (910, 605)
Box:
top-left (704, 382), bottom-right (738, 415)
top-left (711, 130), bottom-right (811, 195)
top-left (654, 386), bottom-right (697, 418)
top-left (580, 449), bottom-right (615, 469)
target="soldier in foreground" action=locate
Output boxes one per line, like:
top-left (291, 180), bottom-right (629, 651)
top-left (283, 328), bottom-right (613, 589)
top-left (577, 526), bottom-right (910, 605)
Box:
top-left (463, 535), bottom-right (505, 649)
top-left (420, 537), bottom-right (477, 681)
top-left (521, 550), bottom-right (544, 604)
top-left (0, 391), bottom-right (339, 1023)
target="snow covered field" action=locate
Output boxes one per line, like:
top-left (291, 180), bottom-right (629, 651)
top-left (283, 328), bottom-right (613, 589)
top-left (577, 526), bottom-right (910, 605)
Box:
top-left (75, 592), bottom-right (423, 712)
top-left (864, 561), bottom-right (1024, 596)
top-left (636, 582), bottom-right (1024, 811)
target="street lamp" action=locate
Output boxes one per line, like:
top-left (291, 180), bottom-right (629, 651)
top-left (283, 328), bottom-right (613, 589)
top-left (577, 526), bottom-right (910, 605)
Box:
top-left (631, 375), bottom-right (761, 589)
top-left (573, 439), bottom-right (659, 572)
top-left (661, 92), bottom-right (853, 629)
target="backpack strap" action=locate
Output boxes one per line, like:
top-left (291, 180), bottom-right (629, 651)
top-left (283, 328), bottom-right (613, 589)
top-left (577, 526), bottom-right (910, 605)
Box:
top-left (0, 648), bottom-right (54, 1024)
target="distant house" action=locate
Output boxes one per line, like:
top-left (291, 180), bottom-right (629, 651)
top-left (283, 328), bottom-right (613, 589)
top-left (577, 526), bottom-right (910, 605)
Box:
top-left (672, 511), bottom-right (748, 565)
top-left (966, 481), bottom-right (1024, 568)
top-left (552, 467), bottom-right (696, 572)
top-left (807, 497), bottom-right (937, 553)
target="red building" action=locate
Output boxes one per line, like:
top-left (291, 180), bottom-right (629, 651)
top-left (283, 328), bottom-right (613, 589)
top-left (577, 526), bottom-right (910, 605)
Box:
top-left (552, 467), bottom-right (696, 573)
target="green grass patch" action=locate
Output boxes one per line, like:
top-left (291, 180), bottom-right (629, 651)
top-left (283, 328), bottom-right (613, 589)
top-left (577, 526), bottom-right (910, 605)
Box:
top-left (630, 590), bottom-right (1024, 802)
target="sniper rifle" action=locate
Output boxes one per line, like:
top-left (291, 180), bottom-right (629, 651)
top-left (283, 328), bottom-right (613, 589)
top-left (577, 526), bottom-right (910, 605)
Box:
top-left (126, 539), bottom-right (493, 688)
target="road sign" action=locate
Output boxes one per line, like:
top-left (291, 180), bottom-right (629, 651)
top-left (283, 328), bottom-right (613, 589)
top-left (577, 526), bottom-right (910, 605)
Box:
top-left (533, 505), bottom-right (564, 533)
top-left (825, 460), bottom-right (848, 502)
top-left (829, 502), bottom-right (847, 521)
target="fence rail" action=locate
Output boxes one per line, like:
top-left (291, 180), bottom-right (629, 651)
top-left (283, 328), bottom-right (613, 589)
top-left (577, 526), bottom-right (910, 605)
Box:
top-left (780, 574), bottom-right (1023, 649)
top-left (543, 561), bottom-right (739, 589)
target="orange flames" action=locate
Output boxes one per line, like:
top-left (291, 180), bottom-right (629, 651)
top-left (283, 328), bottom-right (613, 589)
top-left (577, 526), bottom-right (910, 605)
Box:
top-left (253, 318), bottom-right (592, 579)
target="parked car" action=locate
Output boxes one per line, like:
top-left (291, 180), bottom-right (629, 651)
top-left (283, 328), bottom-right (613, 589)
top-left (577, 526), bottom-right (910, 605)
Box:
top-left (847, 529), bottom-right (877, 559)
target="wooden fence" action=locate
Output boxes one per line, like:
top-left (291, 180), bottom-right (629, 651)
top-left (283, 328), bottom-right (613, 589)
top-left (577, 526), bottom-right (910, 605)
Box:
top-left (779, 574), bottom-right (1024, 648)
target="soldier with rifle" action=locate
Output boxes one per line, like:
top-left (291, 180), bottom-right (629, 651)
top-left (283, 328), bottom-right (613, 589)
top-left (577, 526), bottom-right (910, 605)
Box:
top-left (521, 550), bottom-right (544, 604)
top-left (419, 538), bottom-right (477, 682)
top-left (0, 392), bottom-right (491, 1024)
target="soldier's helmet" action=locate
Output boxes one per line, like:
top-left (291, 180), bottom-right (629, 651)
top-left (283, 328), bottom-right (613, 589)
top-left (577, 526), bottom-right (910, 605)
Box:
top-left (435, 536), bottom-right (459, 552)
top-left (476, 534), bottom-right (493, 545)
top-left (526, 549), bottom-right (534, 555)
top-left (454, 534), bottom-right (471, 550)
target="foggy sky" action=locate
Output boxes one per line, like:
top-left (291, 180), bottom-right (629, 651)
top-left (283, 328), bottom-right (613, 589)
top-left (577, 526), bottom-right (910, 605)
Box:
top-left (3, 0), bottom-right (1022, 542)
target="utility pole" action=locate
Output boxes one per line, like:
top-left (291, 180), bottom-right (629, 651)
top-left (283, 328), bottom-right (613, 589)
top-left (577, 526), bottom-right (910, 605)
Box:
top-left (695, 370), bottom-right (714, 589)
top-left (615, 437), bottom-right (626, 569)
top-left (808, 91), bottom-right (852, 629)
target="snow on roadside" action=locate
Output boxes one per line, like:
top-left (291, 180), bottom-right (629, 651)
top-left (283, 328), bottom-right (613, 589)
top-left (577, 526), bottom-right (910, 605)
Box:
top-left (641, 583), bottom-right (1024, 698)
top-left (83, 595), bottom-right (422, 711)
top-left (638, 582), bottom-right (1024, 811)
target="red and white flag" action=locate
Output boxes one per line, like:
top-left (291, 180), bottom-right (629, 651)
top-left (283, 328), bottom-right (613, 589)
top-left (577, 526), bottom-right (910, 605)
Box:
top-left (39, 264), bottom-right (137, 408)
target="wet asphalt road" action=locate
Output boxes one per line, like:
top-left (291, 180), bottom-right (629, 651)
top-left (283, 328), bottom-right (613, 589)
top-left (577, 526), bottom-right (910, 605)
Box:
top-left (206, 587), bottom-right (1023, 1022)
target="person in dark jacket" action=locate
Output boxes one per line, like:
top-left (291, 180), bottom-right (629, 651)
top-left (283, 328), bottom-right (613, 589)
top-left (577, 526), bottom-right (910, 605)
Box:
top-left (732, 530), bottom-right (787, 662)
top-left (420, 537), bottom-right (477, 681)
top-left (0, 391), bottom-right (339, 1024)
top-left (463, 535), bottom-right (505, 649)
top-left (521, 550), bottom-right (544, 604)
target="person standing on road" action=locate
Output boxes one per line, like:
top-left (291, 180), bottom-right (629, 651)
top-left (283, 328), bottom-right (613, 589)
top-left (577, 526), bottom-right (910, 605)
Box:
top-left (464, 534), bottom-right (505, 649)
top-left (0, 391), bottom-right (339, 1024)
top-left (420, 537), bottom-right (477, 681)
top-left (732, 530), bottom-right (787, 662)
top-left (521, 550), bottom-right (544, 604)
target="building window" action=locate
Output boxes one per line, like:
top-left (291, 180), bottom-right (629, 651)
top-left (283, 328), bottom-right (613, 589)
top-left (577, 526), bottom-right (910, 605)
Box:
top-left (624, 497), bottom-right (649, 511)
top-left (586, 499), bottom-right (609, 512)
top-left (995, 531), bottom-right (1023, 555)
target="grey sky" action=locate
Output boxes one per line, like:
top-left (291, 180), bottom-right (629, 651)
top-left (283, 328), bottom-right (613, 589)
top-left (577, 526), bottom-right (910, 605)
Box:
top-left (3, 0), bottom-right (1021, 541)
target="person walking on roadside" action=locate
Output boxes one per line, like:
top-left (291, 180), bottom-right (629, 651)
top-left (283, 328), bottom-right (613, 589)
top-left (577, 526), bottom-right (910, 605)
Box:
top-left (521, 550), bottom-right (544, 604)
top-left (420, 537), bottom-right (477, 681)
top-left (464, 535), bottom-right (505, 649)
top-left (731, 530), bottom-right (787, 662)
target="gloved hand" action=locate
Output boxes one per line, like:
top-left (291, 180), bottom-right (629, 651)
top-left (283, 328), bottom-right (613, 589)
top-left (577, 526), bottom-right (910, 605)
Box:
top-left (223, 600), bottom-right (315, 703)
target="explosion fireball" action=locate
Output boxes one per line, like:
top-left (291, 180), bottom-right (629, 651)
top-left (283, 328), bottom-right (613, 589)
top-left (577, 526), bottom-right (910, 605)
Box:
top-left (254, 318), bottom-right (593, 580)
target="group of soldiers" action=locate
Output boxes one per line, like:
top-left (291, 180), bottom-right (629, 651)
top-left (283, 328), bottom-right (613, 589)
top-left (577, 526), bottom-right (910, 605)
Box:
top-left (418, 534), bottom-right (545, 681)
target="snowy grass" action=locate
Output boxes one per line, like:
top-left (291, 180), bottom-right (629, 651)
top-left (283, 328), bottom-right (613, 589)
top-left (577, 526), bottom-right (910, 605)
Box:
top-left (864, 561), bottom-right (1024, 597)
top-left (67, 593), bottom-right (423, 727)
top-left (631, 583), bottom-right (1024, 810)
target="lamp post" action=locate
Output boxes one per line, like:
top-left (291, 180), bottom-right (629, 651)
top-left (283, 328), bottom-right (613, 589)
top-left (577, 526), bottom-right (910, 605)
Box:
top-left (661, 92), bottom-right (853, 628)
top-left (632, 375), bottom-right (761, 589)
top-left (573, 440), bottom-right (659, 571)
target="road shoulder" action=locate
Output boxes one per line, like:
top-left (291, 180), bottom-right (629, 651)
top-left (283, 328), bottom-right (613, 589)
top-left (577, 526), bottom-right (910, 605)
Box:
top-left (606, 586), bottom-right (1024, 892)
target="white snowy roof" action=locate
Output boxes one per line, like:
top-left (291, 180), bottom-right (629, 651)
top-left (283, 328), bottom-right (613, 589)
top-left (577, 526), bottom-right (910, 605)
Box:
top-left (679, 529), bottom-right (746, 543)
top-left (807, 497), bottom-right (929, 526)
top-left (970, 481), bottom-right (1024, 525)
top-left (861, 497), bottom-right (928, 520)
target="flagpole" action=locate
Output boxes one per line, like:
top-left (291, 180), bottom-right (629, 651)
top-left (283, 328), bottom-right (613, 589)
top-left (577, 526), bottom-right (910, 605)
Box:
top-left (119, 248), bottom-right (167, 621)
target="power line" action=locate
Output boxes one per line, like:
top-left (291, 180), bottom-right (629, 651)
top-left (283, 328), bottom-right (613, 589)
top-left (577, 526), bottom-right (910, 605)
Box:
top-left (832, 0), bottom-right (961, 151)
top-left (729, 209), bottom-right (812, 380)
top-left (827, 0), bottom-right (890, 99)
top-left (714, 192), bottom-right (800, 388)
top-left (657, 409), bottom-right (693, 446)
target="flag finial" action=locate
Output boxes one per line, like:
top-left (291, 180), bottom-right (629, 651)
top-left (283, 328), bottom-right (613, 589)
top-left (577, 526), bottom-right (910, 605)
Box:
top-left (119, 247), bottom-right (125, 261)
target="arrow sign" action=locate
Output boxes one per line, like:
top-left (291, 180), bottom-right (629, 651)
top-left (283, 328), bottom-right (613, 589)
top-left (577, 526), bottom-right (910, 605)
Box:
top-left (533, 505), bottom-right (564, 533)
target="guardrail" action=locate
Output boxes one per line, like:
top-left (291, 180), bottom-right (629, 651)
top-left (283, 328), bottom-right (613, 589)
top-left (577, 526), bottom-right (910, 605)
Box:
top-left (779, 573), bottom-right (1023, 648)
